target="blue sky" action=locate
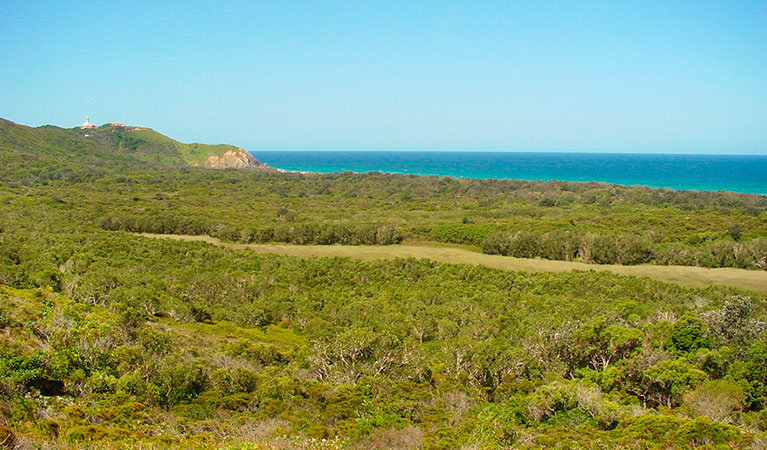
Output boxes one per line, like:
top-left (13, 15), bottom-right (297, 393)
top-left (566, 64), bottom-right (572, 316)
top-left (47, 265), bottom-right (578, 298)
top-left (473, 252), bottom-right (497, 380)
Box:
top-left (1, 0), bottom-right (766, 153)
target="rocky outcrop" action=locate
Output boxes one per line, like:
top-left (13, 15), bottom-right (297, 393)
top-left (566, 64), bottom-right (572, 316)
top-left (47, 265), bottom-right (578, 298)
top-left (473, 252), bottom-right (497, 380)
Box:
top-left (205, 148), bottom-right (261, 169)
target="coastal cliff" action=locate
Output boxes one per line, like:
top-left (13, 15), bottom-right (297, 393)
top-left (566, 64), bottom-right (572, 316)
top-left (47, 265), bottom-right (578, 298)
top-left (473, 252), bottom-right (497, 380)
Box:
top-left (204, 148), bottom-right (260, 169)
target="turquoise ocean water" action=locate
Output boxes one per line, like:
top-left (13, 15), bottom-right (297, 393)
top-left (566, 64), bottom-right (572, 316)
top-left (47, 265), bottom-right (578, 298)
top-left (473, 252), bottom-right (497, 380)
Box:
top-left (251, 151), bottom-right (767, 194)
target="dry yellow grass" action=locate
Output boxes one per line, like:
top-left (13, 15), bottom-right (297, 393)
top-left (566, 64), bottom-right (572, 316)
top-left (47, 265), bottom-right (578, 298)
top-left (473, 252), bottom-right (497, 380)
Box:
top-left (139, 233), bottom-right (767, 294)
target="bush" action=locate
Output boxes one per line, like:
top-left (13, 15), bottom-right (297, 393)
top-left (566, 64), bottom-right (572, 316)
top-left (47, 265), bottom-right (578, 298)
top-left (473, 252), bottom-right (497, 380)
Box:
top-left (684, 379), bottom-right (745, 422)
top-left (670, 416), bottom-right (748, 447)
top-left (429, 223), bottom-right (498, 246)
top-left (592, 234), bottom-right (653, 265)
top-left (669, 313), bottom-right (710, 354)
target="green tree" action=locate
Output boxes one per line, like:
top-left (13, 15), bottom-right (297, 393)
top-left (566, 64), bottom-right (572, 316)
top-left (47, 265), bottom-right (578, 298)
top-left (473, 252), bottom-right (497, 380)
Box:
top-left (643, 358), bottom-right (706, 407)
top-left (669, 313), bottom-right (709, 354)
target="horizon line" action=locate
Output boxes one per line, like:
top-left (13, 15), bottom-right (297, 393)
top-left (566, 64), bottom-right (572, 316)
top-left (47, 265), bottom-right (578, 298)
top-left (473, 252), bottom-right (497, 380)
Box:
top-left (248, 149), bottom-right (767, 156)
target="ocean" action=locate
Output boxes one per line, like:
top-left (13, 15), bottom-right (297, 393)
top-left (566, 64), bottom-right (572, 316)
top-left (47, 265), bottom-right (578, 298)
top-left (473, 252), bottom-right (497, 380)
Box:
top-left (250, 151), bottom-right (767, 194)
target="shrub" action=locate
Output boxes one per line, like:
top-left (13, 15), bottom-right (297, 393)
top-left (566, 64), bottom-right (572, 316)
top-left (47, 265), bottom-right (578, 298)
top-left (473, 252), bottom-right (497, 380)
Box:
top-left (684, 379), bottom-right (745, 423)
top-left (643, 358), bottom-right (706, 407)
top-left (669, 313), bottom-right (710, 354)
top-left (670, 416), bottom-right (748, 447)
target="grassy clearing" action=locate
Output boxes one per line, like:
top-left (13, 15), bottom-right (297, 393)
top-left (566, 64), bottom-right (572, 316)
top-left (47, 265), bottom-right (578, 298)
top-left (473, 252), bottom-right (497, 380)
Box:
top-left (138, 233), bottom-right (767, 293)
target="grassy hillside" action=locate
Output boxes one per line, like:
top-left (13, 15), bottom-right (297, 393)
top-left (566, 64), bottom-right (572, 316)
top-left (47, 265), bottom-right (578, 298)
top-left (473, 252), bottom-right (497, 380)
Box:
top-left (79, 124), bottom-right (260, 168)
top-left (0, 118), bottom-right (261, 180)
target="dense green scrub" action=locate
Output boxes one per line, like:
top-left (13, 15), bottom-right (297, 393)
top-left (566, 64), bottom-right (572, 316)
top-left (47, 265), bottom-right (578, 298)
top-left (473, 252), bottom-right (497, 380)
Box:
top-left (4, 168), bottom-right (767, 269)
top-left (5, 120), bottom-right (767, 448)
top-left (2, 205), bottom-right (767, 448)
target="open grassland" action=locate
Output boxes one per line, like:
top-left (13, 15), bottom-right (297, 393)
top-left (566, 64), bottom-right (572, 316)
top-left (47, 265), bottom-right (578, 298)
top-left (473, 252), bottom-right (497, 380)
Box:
top-left (140, 232), bottom-right (767, 293)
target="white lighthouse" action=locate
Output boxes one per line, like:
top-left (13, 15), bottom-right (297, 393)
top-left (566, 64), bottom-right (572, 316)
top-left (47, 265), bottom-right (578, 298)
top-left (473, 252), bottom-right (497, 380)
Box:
top-left (79, 116), bottom-right (97, 129)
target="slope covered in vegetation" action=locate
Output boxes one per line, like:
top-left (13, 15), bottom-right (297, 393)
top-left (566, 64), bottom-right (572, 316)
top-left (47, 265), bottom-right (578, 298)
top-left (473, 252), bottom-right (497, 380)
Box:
top-left (0, 118), bottom-right (261, 180)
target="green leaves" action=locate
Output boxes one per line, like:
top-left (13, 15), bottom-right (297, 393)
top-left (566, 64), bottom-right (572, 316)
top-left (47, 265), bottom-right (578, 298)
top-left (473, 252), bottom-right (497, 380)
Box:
top-left (643, 358), bottom-right (706, 407)
top-left (669, 313), bottom-right (710, 354)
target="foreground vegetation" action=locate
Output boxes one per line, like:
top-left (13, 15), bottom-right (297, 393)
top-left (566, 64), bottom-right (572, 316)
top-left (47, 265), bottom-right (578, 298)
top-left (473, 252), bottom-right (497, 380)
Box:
top-left (4, 118), bottom-right (767, 448)
top-left (4, 228), bottom-right (767, 449)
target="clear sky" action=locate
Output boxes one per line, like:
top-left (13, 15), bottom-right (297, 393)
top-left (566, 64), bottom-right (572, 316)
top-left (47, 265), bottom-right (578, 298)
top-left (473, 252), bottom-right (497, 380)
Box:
top-left (1, 1), bottom-right (766, 153)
